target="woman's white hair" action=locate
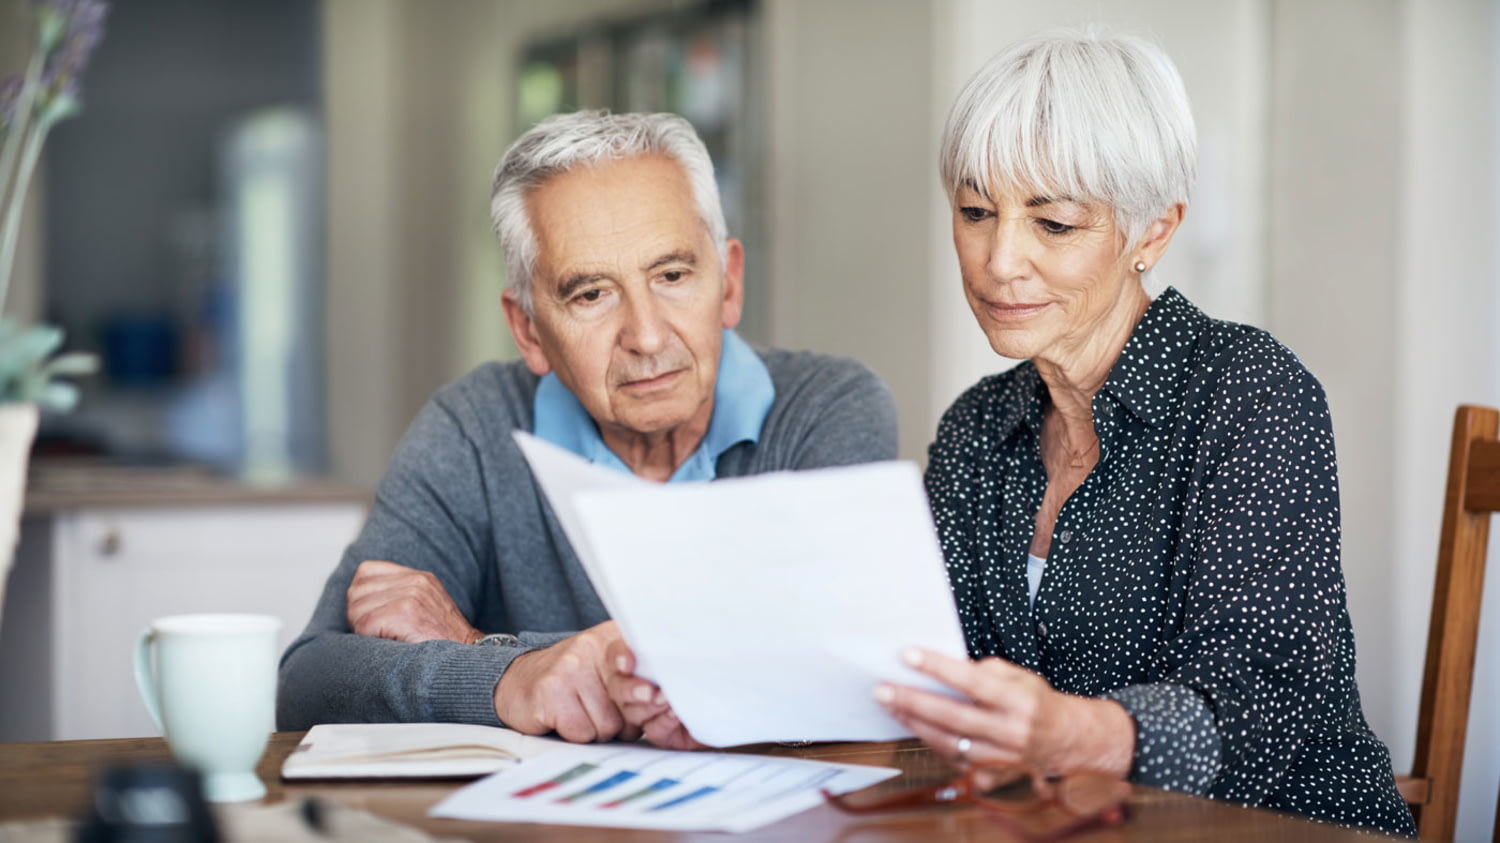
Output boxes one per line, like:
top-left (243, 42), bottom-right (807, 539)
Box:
top-left (490, 110), bottom-right (728, 314)
top-left (940, 28), bottom-right (1197, 249)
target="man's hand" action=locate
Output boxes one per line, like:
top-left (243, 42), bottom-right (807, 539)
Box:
top-left (603, 638), bottom-right (703, 750)
top-left (346, 560), bottom-right (482, 644)
top-left (494, 621), bottom-right (640, 743)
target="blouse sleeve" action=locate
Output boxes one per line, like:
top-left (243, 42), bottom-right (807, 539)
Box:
top-left (1103, 351), bottom-right (1351, 802)
top-left (924, 390), bottom-right (998, 659)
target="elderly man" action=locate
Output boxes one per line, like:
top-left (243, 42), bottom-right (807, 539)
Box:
top-left (277, 111), bottom-right (898, 746)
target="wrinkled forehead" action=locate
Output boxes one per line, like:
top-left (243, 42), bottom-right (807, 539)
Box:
top-left (527, 157), bottom-right (717, 275)
top-left (531, 154), bottom-right (712, 235)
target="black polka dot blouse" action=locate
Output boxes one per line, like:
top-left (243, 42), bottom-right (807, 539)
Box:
top-left (924, 288), bottom-right (1416, 836)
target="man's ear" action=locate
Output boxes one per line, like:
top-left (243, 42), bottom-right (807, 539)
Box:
top-left (720, 238), bottom-right (745, 330)
top-left (1135, 203), bottom-right (1186, 269)
top-left (502, 289), bottom-right (553, 377)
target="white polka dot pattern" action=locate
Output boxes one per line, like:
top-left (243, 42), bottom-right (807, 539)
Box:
top-left (924, 288), bottom-right (1415, 836)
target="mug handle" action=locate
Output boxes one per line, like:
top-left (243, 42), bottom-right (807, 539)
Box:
top-left (133, 627), bottom-right (164, 733)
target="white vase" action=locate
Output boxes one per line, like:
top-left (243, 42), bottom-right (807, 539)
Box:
top-left (0, 403), bottom-right (39, 627)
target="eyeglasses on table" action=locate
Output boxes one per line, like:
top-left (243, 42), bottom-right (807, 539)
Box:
top-left (822, 764), bottom-right (1130, 842)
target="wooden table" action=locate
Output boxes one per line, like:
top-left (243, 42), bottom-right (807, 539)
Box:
top-left (0, 732), bottom-right (1393, 841)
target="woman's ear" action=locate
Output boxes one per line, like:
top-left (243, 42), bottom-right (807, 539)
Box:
top-left (1135, 203), bottom-right (1186, 269)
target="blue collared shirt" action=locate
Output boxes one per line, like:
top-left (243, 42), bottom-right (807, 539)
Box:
top-left (531, 329), bottom-right (775, 482)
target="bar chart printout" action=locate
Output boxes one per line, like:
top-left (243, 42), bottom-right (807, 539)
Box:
top-left (429, 744), bottom-right (900, 832)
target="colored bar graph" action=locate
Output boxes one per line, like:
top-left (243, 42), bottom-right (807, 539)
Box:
top-left (556, 769), bottom-right (638, 803)
top-left (600, 777), bottom-right (680, 809)
top-left (650, 785), bottom-right (720, 811)
top-left (512, 763), bottom-right (598, 798)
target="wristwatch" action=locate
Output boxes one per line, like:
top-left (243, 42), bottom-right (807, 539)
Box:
top-left (474, 633), bottom-right (520, 647)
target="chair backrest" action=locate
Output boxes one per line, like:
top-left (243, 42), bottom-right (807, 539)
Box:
top-left (1398, 404), bottom-right (1500, 841)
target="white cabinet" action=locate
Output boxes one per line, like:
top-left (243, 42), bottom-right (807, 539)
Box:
top-left (0, 500), bottom-right (365, 741)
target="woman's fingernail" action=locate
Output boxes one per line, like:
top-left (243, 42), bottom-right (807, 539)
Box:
top-left (653, 690), bottom-right (667, 705)
top-left (903, 647), bottom-right (924, 667)
top-left (616, 655), bottom-right (629, 673)
top-left (873, 684), bottom-right (895, 704)
top-left (633, 684), bottom-right (652, 702)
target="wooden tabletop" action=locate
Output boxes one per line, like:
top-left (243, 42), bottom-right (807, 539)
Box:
top-left (0, 732), bottom-right (1393, 841)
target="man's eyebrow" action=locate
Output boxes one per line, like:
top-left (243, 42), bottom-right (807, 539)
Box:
top-left (557, 273), bottom-right (606, 300)
top-left (644, 251), bottom-right (697, 272)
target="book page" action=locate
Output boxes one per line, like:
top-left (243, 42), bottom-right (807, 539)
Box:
top-left (282, 723), bottom-right (566, 779)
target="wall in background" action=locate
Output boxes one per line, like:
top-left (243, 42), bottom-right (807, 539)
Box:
top-left (761, 0), bottom-right (938, 463)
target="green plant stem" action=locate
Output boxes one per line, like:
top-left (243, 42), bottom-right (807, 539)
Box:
top-left (0, 46), bottom-right (44, 205)
top-left (0, 121), bottom-right (49, 321)
top-left (0, 43), bottom-right (48, 318)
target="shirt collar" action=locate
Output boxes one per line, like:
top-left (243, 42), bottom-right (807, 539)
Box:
top-left (978, 287), bottom-right (1211, 441)
top-left (1098, 287), bottom-right (1211, 428)
top-left (531, 329), bottom-right (775, 482)
top-left (996, 364), bottom-right (1046, 444)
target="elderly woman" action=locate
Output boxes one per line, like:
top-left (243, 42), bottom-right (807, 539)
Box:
top-left (873, 30), bottom-right (1415, 836)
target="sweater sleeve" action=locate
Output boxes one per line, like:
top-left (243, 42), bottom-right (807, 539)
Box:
top-left (759, 354), bottom-right (900, 470)
top-left (277, 394), bottom-right (539, 729)
top-left (1103, 361), bottom-right (1349, 800)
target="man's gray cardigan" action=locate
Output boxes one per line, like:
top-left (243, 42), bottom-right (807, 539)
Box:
top-left (277, 347), bottom-right (899, 729)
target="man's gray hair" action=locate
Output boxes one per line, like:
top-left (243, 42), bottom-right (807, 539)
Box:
top-left (940, 28), bottom-right (1197, 249)
top-left (490, 110), bottom-right (728, 314)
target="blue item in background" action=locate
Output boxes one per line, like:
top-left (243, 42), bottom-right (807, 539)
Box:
top-left (102, 313), bottom-right (178, 386)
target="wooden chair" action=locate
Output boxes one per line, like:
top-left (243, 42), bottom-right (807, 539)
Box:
top-left (1395, 404), bottom-right (1500, 841)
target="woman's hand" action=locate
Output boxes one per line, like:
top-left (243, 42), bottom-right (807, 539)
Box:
top-left (875, 648), bottom-right (1136, 780)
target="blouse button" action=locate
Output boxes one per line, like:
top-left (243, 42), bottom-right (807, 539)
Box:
top-left (1059, 529), bottom-right (1073, 544)
top-left (1037, 621), bottom-right (1049, 637)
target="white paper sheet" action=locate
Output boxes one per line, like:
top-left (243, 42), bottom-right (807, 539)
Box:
top-left (514, 432), bottom-right (970, 746)
top-left (429, 743), bottom-right (899, 833)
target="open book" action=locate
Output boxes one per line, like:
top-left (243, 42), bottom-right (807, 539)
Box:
top-left (281, 723), bottom-right (566, 779)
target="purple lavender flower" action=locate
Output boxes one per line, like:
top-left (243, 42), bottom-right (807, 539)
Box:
top-left (0, 76), bottom-right (21, 134)
top-left (29, 0), bottom-right (109, 127)
top-left (29, 0), bottom-right (108, 54)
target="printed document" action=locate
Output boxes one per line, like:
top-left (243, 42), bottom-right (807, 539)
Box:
top-left (514, 432), bottom-right (969, 746)
top-left (430, 743), bottom-right (899, 833)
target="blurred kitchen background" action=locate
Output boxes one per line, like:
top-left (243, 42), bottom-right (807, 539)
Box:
top-left (1, 0), bottom-right (1498, 837)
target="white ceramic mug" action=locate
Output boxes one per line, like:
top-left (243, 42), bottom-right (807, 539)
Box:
top-left (133, 613), bottom-right (281, 802)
